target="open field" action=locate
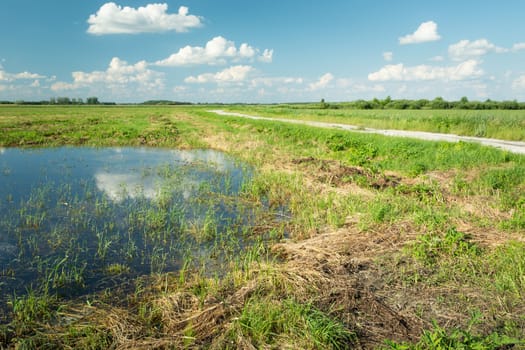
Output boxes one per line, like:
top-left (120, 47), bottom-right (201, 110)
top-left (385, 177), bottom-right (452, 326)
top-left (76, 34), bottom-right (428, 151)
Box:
top-left (1, 105), bottom-right (525, 349)
top-left (223, 104), bottom-right (525, 142)
top-left (210, 109), bottom-right (525, 154)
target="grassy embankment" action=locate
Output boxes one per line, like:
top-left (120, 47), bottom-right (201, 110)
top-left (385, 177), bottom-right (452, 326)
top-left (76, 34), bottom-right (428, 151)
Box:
top-left (0, 105), bottom-right (524, 349)
top-left (224, 104), bottom-right (525, 141)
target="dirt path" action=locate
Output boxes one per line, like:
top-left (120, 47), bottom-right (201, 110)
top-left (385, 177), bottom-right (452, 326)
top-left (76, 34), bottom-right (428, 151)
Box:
top-left (210, 110), bottom-right (525, 155)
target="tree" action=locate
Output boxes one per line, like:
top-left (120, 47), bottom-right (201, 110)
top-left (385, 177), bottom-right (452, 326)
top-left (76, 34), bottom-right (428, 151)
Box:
top-left (430, 97), bottom-right (448, 109)
top-left (86, 97), bottom-right (99, 105)
top-left (57, 97), bottom-right (71, 104)
top-left (382, 96), bottom-right (392, 108)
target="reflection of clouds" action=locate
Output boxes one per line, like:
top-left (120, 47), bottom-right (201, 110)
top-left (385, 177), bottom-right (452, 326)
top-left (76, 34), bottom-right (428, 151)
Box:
top-left (94, 149), bottom-right (243, 202)
top-left (95, 171), bottom-right (199, 202)
top-left (0, 147), bottom-right (5, 155)
top-left (95, 172), bottom-right (157, 202)
top-left (175, 150), bottom-right (233, 172)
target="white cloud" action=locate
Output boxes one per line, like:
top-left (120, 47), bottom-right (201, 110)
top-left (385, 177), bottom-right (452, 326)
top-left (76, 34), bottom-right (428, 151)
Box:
top-left (512, 42), bottom-right (525, 51)
top-left (449, 39), bottom-right (507, 61)
top-left (154, 36), bottom-right (272, 67)
top-left (184, 65), bottom-right (254, 84)
top-left (87, 3), bottom-right (202, 35)
top-left (250, 76), bottom-right (303, 87)
top-left (95, 172), bottom-right (157, 202)
top-left (383, 52), bottom-right (393, 61)
top-left (30, 80), bottom-right (40, 87)
top-left (239, 43), bottom-right (255, 58)
top-left (399, 21), bottom-right (441, 45)
top-left (368, 59), bottom-right (483, 81)
top-left (52, 57), bottom-right (164, 92)
top-left (50, 82), bottom-right (77, 91)
top-left (259, 49), bottom-right (273, 63)
top-left (512, 75), bottom-right (525, 90)
top-left (0, 70), bottom-right (45, 82)
top-left (430, 55), bottom-right (444, 62)
top-left (308, 73), bottom-right (334, 91)
top-left (14, 72), bottom-right (45, 80)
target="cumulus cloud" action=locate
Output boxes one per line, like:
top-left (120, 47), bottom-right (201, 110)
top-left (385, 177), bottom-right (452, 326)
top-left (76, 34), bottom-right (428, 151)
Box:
top-left (259, 49), bottom-right (273, 63)
top-left (512, 42), bottom-right (525, 52)
top-left (52, 57), bottom-right (164, 92)
top-left (368, 59), bottom-right (483, 81)
top-left (449, 39), bottom-right (507, 61)
top-left (0, 70), bottom-right (45, 82)
top-left (155, 36), bottom-right (272, 66)
top-left (383, 52), bottom-right (393, 61)
top-left (308, 73), bottom-right (334, 91)
top-left (184, 65), bottom-right (254, 84)
top-left (50, 81), bottom-right (77, 91)
top-left (87, 3), bottom-right (202, 35)
top-left (399, 21), bottom-right (441, 45)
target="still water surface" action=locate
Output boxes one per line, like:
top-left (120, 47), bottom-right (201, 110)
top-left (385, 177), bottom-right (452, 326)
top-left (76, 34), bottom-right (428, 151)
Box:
top-left (0, 147), bottom-right (255, 308)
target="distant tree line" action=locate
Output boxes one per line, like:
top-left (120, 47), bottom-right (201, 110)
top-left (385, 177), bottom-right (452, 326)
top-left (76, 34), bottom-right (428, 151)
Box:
top-left (48, 97), bottom-right (101, 105)
top-left (0, 97), bottom-right (116, 105)
top-left (320, 96), bottom-right (525, 110)
top-left (0, 98), bottom-right (193, 106)
top-left (2, 96), bottom-right (525, 109)
top-left (141, 100), bottom-right (193, 105)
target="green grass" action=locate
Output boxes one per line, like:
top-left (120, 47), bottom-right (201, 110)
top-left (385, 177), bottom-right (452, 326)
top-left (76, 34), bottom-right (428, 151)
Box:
top-left (1, 105), bottom-right (525, 349)
top-left (223, 104), bottom-right (525, 141)
top-left (196, 110), bottom-right (524, 174)
top-left (0, 105), bottom-right (202, 147)
top-left (384, 319), bottom-right (523, 349)
top-left (231, 297), bottom-right (355, 349)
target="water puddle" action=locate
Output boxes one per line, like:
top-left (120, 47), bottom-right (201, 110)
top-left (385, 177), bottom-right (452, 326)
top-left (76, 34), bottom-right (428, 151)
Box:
top-left (0, 147), bottom-right (263, 317)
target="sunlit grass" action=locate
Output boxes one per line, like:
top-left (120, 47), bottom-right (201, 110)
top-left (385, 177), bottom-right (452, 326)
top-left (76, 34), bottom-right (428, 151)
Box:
top-left (223, 104), bottom-right (525, 141)
top-left (1, 105), bottom-right (524, 348)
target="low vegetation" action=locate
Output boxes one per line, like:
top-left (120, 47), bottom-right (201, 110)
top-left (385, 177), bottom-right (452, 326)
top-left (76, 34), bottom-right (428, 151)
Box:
top-left (1, 105), bottom-right (524, 349)
top-left (224, 103), bottom-right (525, 141)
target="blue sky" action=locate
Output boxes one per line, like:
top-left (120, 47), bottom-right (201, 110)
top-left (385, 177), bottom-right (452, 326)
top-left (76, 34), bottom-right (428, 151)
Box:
top-left (1, 0), bottom-right (525, 103)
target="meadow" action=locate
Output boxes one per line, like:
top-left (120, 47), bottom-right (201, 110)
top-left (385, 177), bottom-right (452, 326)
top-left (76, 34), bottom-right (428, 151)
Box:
top-left (0, 104), bottom-right (524, 349)
top-left (225, 104), bottom-right (525, 141)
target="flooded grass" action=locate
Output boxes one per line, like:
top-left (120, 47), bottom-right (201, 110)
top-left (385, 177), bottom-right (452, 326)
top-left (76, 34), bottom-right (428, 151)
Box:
top-left (0, 147), bottom-right (280, 324)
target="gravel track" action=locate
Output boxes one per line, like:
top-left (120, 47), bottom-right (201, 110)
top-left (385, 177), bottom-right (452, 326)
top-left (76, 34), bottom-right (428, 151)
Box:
top-left (210, 110), bottom-right (525, 155)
